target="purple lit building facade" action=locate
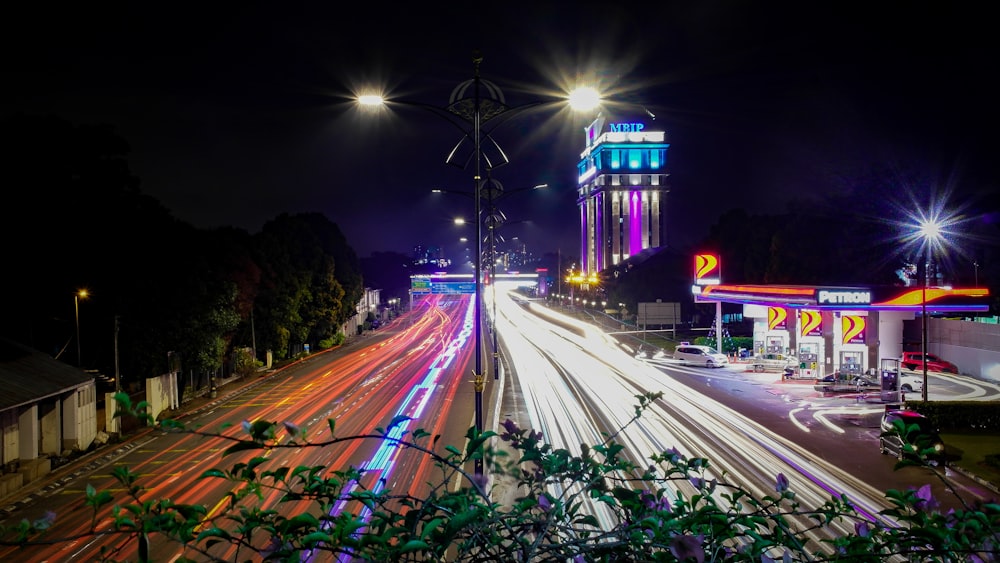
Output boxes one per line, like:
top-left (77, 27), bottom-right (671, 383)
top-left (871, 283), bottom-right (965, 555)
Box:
top-left (576, 114), bottom-right (669, 275)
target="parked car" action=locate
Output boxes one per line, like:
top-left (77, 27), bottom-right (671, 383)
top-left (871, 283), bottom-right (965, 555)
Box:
top-left (673, 344), bottom-right (729, 368)
top-left (900, 351), bottom-right (957, 374)
top-left (879, 409), bottom-right (946, 465)
top-left (898, 372), bottom-right (925, 393)
top-left (751, 353), bottom-right (797, 373)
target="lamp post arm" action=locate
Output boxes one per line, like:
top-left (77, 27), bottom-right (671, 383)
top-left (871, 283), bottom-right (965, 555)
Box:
top-left (391, 98), bottom-right (548, 171)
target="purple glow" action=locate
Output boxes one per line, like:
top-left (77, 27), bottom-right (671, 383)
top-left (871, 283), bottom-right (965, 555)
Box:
top-left (312, 299), bottom-right (475, 562)
top-left (595, 193), bottom-right (603, 270)
top-left (630, 191), bottom-right (641, 255)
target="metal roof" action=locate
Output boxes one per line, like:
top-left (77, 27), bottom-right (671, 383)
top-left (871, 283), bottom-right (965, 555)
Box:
top-left (0, 337), bottom-right (94, 412)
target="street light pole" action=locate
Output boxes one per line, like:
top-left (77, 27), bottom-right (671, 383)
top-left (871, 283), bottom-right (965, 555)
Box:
top-left (471, 65), bottom-right (485, 477)
top-left (921, 264), bottom-right (928, 402)
top-left (358, 53), bottom-right (601, 477)
top-left (917, 217), bottom-right (941, 402)
top-left (74, 289), bottom-right (88, 367)
top-left (484, 179), bottom-right (504, 380)
top-left (481, 178), bottom-right (546, 380)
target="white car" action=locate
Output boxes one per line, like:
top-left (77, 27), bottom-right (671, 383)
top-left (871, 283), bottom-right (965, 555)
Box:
top-left (673, 345), bottom-right (729, 368)
top-left (898, 372), bottom-right (925, 394)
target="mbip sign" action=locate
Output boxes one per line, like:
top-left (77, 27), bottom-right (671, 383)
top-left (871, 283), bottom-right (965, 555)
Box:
top-left (609, 122), bottom-right (645, 133)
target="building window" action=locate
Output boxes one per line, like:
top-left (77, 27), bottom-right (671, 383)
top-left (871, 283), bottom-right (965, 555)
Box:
top-left (629, 149), bottom-right (642, 169)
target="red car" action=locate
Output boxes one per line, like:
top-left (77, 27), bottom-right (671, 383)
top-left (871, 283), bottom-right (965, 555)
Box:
top-left (900, 352), bottom-right (958, 374)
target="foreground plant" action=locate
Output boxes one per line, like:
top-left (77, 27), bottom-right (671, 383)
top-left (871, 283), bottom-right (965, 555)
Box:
top-left (1, 392), bottom-right (998, 561)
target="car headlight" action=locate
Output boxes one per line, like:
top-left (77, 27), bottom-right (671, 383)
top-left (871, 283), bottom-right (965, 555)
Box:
top-left (933, 443), bottom-right (944, 453)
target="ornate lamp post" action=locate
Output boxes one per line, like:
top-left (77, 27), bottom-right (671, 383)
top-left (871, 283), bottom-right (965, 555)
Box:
top-left (359, 53), bottom-right (599, 476)
top-left (478, 178), bottom-right (546, 378)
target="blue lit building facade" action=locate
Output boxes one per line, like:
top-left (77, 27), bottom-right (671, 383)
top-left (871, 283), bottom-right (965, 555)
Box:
top-left (577, 114), bottom-right (670, 275)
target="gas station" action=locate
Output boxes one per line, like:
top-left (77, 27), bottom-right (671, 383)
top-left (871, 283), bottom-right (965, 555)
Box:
top-left (691, 253), bottom-right (991, 385)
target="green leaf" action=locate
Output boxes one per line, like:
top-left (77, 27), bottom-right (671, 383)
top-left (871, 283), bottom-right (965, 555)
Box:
top-left (384, 415), bottom-right (412, 435)
top-left (420, 518), bottom-right (444, 539)
top-left (301, 531), bottom-right (333, 546)
top-left (112, 392), bottom-right (132, 411)
top-left (399, 539), bottom-right (431, 553)
top-left (196, 527), bottom-right (233, 542)
top-left (288, 513), bottom-right (321, 528)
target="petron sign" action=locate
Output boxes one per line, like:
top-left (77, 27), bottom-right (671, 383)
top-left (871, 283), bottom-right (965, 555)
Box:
top-left (693, 253), bottom-right (721, 286)
top-left (816, 289), bottom-right (872, 305)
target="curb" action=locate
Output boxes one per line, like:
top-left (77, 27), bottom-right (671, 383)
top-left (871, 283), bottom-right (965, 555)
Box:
top-left (948, 464), bottom-right (1000, 495)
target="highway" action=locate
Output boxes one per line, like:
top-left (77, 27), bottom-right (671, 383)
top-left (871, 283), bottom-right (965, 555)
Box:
top-left (0, 293), bottom-right (483, 561)
top-left (2, 287), bottom-right (996, 560)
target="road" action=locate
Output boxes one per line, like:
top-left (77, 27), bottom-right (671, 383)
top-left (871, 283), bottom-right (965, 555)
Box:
top-left (490, 286), bottom-right (999, 555)
top-left (3, 288), bottom-right (996, 559)
top-left (0, 293), bottom-right (487, 561)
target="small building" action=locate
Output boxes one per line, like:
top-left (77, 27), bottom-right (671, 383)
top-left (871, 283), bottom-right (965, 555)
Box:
top-left (0, 337), bottom-right (97, 497)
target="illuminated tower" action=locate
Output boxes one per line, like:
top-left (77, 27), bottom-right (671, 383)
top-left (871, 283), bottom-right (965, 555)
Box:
top-left (577, 113), bottom-right (669, 275)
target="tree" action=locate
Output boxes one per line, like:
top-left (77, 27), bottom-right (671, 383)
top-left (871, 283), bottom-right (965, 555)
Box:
top-left (250, 213), bottom-right (361, 360)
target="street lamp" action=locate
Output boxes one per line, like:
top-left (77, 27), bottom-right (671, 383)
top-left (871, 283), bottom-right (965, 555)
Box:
top-left (479, 178), bottom-right (546, 378)
top-left (917, 218), bottom-right (942, 402)
top-left (74, 289), bottom-right (89, 366)
top-left (359, 52), bottom-right (599, 476)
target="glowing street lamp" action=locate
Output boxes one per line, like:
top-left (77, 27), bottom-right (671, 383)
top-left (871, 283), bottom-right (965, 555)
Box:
top-left (74, 289), bottom-right (89, 366)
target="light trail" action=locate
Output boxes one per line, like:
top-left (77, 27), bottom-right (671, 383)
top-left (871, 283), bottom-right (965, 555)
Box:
top-left (493, 288), bottom-right (903, 555)
top-left (313, 296), bottom-right (476, 563)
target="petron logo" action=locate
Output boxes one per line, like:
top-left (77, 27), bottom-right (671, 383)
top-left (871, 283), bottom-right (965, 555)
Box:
top-left (799, 310), bottom-right (823, 337)
top-left (841, 315), bottom-right (867, 344)
top-left (817, 289), bottom-right (871, 305)
top-left (768, 307), bottom-right (789, 330)
top-left (609, 122), bottom-right (646, 133)
top-left (694, 254), bottom-right (720, 285)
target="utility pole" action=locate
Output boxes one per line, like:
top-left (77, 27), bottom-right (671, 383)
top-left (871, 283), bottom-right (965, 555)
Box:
top-left (114, 315), bottom-right (120, 392)
top-left (251, 307), bottom-right (257, 361)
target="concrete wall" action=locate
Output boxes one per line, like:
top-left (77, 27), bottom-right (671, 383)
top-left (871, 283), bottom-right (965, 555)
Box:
top-left (105, 392), bottom-right (120, 434)
top-left (932, 319), bottom-right (1000, 382)
top-left (0, 472), bottom-right (23, 499)
top-left (145, 371), bottom-right (179, 424)
top-left (1, 409), bottom-right (17, 465)
top-left (878, 311), bottom-right (908, 362)
top-left (18, 405), bottom-right (37, 460)
top-left (62, 383), bottom-right (97, 452)
top-left (39, 399), bottom-right (60, 455)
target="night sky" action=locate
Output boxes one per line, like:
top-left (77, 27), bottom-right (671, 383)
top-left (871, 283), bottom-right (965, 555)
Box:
top-left (3, 2), bottom-right (997, 260)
